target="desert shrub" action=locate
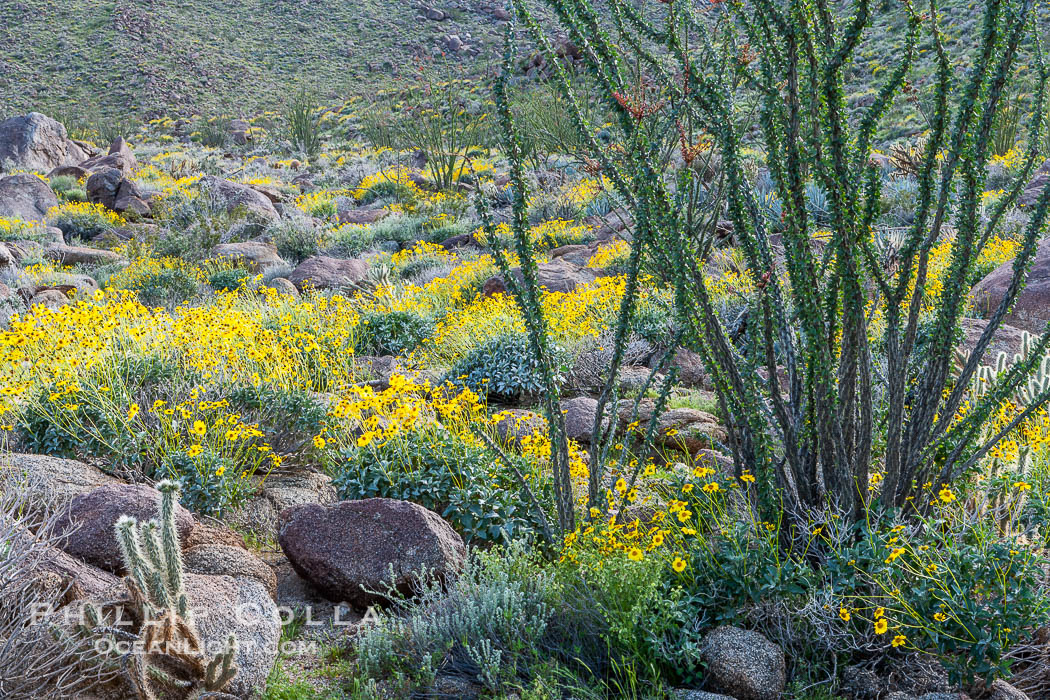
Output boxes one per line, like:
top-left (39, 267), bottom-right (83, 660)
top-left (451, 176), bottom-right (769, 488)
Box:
top-left (223, 383), bottom-right (328, 455)
top-left (134, 266), bottom-right (200, 306)
top-left (268, 216), bottom-right (325, 263)
top-left (358, 179), bottom-right (417, 206)
top-left (192, 117), bottom-right (230, 147)
top-left (166, 448), bottom-right (249, 516)
top-left (47, 201), bottom-right (125, 241)
top-left (445, 332), bottom-right (568, 403)
top-left (49, 174), bottom-right (87, 202)
top-left (331, 430), bottom-right (543, 543)
top-left (286, 89), bottom-right (322, 160)
top-left (358, 310), bottom-right (434, 356)
top-left (0, 217), bottom-right (46, 242)
top-left (325, 222), bottom-right (378, 257)
top-left (375, 62), bottom-right (494, 192)
top-left (155, 191), bottom-right (256, 257)
top-left (354, 543), bottom-right (554, 692)
top-left (207, 266), bottom-right (250, 292)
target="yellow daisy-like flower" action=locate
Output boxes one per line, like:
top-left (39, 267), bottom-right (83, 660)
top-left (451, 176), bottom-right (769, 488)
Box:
top-left (215, 465), bottom-right (225, 477)
top-left (740, 472), bottom-right (756, 484)
top-left (186, 445), bottom-right (203, 458)
top-left (628, 547), bottom-right (643, 561)
top-left (891, 634), bottom-right (906, 648)
top-left (937, 487), bottom-right (956, 503)
top-left (127, 403), bottom-right (140, 420)
top-left (672, 557), bottom-right (687, 573)
top-left (875, 618), bottom-right (889, 635)
top-left (839, 607), bottom-right (851, 622)
top-left (312, 435), bottom-right (326, 450)
top-left (677, 509), bottom-right (692, 522)
top-left (702, 482), bottom-right (720, 493)
top-left (615, 478), bottom-right (627, 493)
top-left (190, 420), bottom-right (207, 436)
top-left (1013, 481), bottom-right (1032, 491)
top-left (934, 612), bottom-right (948, 622)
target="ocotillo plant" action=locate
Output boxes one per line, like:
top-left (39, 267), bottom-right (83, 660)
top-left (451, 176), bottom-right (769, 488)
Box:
top-left (63, 481), bottom-right (238, 700)
top-left (493, 0), bottom-right (1050, 535)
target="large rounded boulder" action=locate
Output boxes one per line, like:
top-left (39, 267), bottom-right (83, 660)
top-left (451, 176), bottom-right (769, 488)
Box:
top-left (287, 255), bottom-right (369, 291)
top-left (0, 112), bottom-right (88, 171)
top-left (53, 483), bottom-right (194, 573)
top-left (971, 240), bottom-right (1050, 332)
top-left (277, 498), bottom-right (467, 608)
top-left (0, 172), bottom-right (59, 222)
top-left (183, 573), bottom-right (281, 697)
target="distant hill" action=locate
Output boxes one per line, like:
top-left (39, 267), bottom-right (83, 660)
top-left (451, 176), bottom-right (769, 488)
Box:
top-left (1, 0), bottom-right (1048, 143)
top-left (0, 0), bottom-right (509, 121)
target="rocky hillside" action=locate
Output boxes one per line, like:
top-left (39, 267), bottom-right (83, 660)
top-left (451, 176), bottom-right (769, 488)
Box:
top-left (0, 0), bottom-right (511, 121)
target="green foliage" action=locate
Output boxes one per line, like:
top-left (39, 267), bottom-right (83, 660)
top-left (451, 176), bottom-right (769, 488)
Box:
top-left (49, 174), bottom-right (87, 202)
top-left (445, 332), bottom-right (568, 403)
top-left (331, 431), bottom-right (545, 543)
top-left (48, 205), bottom-right (120, 241)
top-left (287, 89), bottom-right (323, 161)
top-left (498, 0), bottom-right (1050, 531)
top-left (132, 266), bottom-right (200, 307)
top-left (358, 310), bottom-right (434, 357)
top-left (208, 266), bottom-right (250, 292)
top-left (167, 448), bottom-right (244, 516)
top-left (192, 117), bottom-right (230, 147)
top-left (269, 216), bottom-right (324, 263)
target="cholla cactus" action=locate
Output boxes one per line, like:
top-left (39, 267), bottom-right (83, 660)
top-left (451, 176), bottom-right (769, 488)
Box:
top-left (63, 480), bottom-right (238, 700)
top-left (970, 331), bottom-right (1050, 408)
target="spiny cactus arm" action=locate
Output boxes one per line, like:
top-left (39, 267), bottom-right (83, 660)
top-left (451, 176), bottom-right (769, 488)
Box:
top-left (203, 634), bottom-right (238, 691)
top-left (156, 481), bottom-right (186, 616)
top-left (914, 0), bottom-right (1036, 426)
top-left (115, 515), bottom-right (151, 599)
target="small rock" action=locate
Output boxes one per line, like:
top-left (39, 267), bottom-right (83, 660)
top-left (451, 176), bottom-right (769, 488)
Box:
top-left (990, 680), bottom-right (1029, 700)
top-left (45, 243), bottom-right (126, 266)
top-left (183, 544), bottom-right (277, 600)
top-left (210, 241), bottom-right (287, 272)
top-left (263, 277), bottom-right (301, 298)
top-left (494, 409), bottom-right (547, 443)
top-left (562, 396), bottom-right (598, 443)
top-left (699, 626), bottom-right (786, 700)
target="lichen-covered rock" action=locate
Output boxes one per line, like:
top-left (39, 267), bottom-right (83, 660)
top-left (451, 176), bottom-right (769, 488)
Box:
top-left (199, 175), bottom-right (280, 221)
top-left (699, 626), bottom-right (786, 700)
top-left (183, 573), bottom-right (281, 697)
top-left (278, 498), bottom-right (467, 607)
top-left (184, 544), bottom-right (277, 599)
top-left (1, 453), bottom-right (120, 512)
top-left (210, 241), bottom-right (287, 272)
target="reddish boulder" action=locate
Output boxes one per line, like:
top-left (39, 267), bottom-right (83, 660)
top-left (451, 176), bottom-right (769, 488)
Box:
top-left (277, 498), bottom-right (467, 607)
top-left (288, 255), bottom-right (368, 291)
top-left (483, 259), bottom-right (598, 296)
top-left (53, 484), bottom-right (194, 573)
top-left (971, 240), bottom-right (1050, 332)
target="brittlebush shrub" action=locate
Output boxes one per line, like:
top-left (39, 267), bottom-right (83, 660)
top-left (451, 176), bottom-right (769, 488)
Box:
top-left (445, 332), bottom-right (568, 403)
top-left (357, 310), bottom-right (434, 357)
